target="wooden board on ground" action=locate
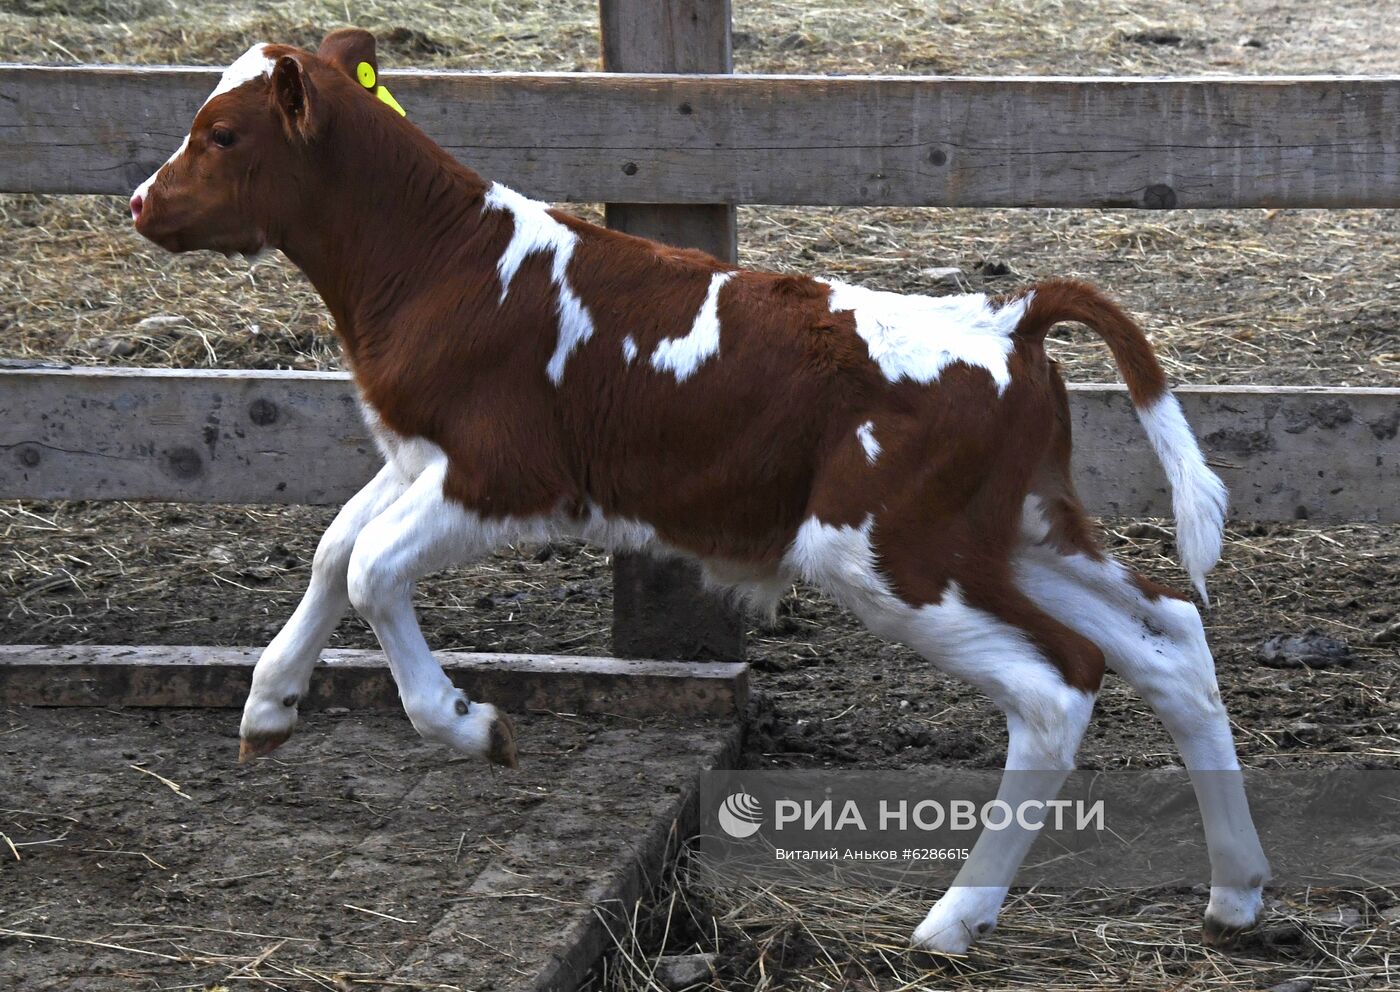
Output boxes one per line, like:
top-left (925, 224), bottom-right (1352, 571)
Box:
top-left (3, 366), bottom-right (1395, 522)
top-left (6, 65), bottom-right (1400, 208)
top-left (0, 644), bottom-right (748, 716)
top-left (0, 705), bottom-right (740, 992)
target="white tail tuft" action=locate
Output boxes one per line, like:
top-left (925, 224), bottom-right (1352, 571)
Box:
top-left (1135, 393), bottom-right (1228, 604)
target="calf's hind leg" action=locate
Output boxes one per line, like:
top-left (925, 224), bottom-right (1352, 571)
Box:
top-left (240, 464), bottom-right (409, 760)
top-left (789, 516), bottom-right (1103, 954)
top-left (1013, 513), bottom-right (1269, 942)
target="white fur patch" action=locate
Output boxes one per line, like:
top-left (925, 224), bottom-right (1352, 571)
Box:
top-left (698, 559), bottom-right (790, 619)
top-left (1013, 544), bottom-right (1228, 739)
top-left (825, 281), bottom-right (1029, 393)
top-left (206, 44), bottom-right (277, 106)
top-left (785, 515), bottom-right (894, 615)
top-left (1018, 493), bottom-right (1053, 546)
top-left (359, 402), bottom-right (443, 483)
top-left (573, 502), bottom-right (659, 553)
top-left (360, 402), bottom-right (661, 556)
top-left (622, 335), bottom-right (639, 364)
top-left (483, 183), bottom-right (597, 385)
top-left (784, 513), bottom-right (1089, 734)
top-left (855, 420), bottom-right (880, 464)
top-left (1135, 392), bottom-right (1228, 602)
top-left (650, 271), bottom-right (734, 382)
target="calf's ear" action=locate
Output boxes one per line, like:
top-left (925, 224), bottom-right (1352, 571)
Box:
top-left (318, 28), bottom-right (378, 85)
top-left (271, 55), bottom-right (316, 139)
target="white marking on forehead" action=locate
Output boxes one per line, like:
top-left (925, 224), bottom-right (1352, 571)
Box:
top-left (205, 44), bottom-right (277, 108)
top-left (826, 282), bottom-right (1031, 394)
top-left (650, 271), bottom-right (733, 382)
top-left (131, 44), bottom-right (273, 204)
top-left (621, 335), bottom-right (639, 364)
top-left (855, 420), bottom-right (880, 464)
top-left (483, 183), bottom-right (596, 385)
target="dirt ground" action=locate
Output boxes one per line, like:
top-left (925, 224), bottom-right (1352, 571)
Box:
top-left (1, 704), bottom-right (732, 991)
top-left (2, 1), bottom-right (1399, 990)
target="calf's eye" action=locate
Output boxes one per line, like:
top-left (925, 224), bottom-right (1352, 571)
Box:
top-left (212, 127), bottom-right (236, 148)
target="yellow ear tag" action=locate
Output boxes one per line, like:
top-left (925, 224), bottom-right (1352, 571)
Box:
top-left (356, 60), bottom-right (406, 117)
top-left (375, 84), bottom-right (406, 116)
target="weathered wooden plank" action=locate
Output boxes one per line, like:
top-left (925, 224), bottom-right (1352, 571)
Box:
top-left (5, 65), bottom-right (1400, 207)
top-left (0, 643), bottom-right (749, 716)
top-left (603, 203), bottom-right (736, 266)
top-left (1068, 384), bottom-right (1399, 524)
top-left (603, 0), bottom-right (745, 663)
top-left (2, 368), bottom-right (1396, 521)
top-left (600, 0), bottom-right (732, 73)
top-left (0, 365), bottom-right (374, 504)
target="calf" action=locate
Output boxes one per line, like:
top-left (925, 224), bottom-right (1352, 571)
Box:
top-left (130, 30), bottom-right (1269, 954)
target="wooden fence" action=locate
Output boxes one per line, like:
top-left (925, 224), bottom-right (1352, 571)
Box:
top-left (2, 0), bottom-right (1397, 662)
top-left (8, 68), bottom-right (1400, 209)
top-left (3, 366), bottom-right (1395, 523)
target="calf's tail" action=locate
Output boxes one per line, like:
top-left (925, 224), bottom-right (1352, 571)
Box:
top-left (1013, 279), bottom-right (1227, 603)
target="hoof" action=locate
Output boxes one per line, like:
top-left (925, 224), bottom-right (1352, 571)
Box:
top-left (238, 729), bottom-right (292, 763)
top-left (1202, 915), bottom-right (1251, 948)
top-left (487, 710), bottom-right (519, 769)
top-left (1203, 883), bottom-right (1264, 947)
top-left (911, 915), bottom-right (992, 957)
top-left (910, 923), bottom-right (983, 957)
top-left (907, 946), bottom-right (964, 971)
top-left (911, 888), bottom-right (1001, 956)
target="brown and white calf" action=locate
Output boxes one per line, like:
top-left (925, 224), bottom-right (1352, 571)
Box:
top-left (130, 30), bottom-right (1269, 953)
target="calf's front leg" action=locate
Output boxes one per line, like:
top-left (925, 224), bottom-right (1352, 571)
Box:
top-left (239, 465), bottom-right (409, 760)
top-left (346, 459), bottom-right (518, 766)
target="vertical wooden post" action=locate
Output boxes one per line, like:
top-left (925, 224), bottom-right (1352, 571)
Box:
top-left (600, 0), bottom-right (745, 661)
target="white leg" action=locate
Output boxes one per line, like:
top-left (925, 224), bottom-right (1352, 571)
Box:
top-left (786, 516), bottom-right (1098, 953)
top-left (239, 464), bottom-right (409, 759)
top-left (910, 684), bottom-right (1094, 954)
top-left (346, 458), bottom-right (522, 765)
top-left (1014, 546), bottom-right (1269, 939)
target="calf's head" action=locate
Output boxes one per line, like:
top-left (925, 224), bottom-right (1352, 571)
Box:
top-left (131, 29), bottom-right (385, 257)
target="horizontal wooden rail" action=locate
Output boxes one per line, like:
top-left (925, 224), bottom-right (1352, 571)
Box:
top-left (5, 65), bottom-right (1400, 207)
top-left (0, 644), bottom-right (748, 716)
top-left (2, 366), bottom-right (1395, 521)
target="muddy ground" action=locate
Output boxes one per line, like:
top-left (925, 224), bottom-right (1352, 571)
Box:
top-left (2, 0), bottom-right (1399, 989)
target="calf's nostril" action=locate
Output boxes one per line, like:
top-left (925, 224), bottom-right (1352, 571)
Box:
top-left (129, 193), bottom-right (143, 221)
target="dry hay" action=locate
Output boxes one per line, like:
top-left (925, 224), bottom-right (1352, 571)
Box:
top-left (0, 499), bottom-right (620, 654)
top-left (591, 851), bottom-right (1397, 992)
